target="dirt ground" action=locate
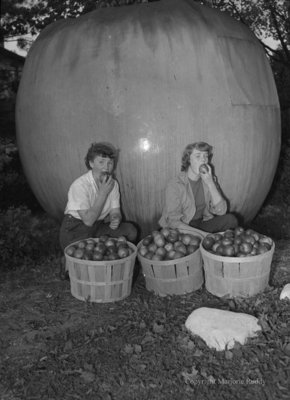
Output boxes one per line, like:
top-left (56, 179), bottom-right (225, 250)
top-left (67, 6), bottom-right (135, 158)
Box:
top-left (0, 209), bottom-right (290, 400)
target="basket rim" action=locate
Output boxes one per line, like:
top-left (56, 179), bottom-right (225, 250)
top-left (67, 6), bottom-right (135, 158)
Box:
top-left (200, 241), bottom-right (275, 263)
top-left (136, 239), bottom-right (200, 266)
top-left (64, 238), bottom-right (137, 266)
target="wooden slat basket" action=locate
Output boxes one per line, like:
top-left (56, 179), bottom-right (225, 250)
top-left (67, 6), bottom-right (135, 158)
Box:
top-left (200, 243), bottom-right (275, 298)
top-left (65, 240), bottom-right (137, 303)
top-left (137, 237), bottom-right (204, 296)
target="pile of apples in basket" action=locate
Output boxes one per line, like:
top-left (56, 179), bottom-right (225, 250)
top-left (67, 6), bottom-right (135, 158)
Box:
top-left (65, 227), bottom-right (274, 263)
top-left (65, 236), bottom-right (134, 261)
top-left (138, 226), bottom-right (273, 261)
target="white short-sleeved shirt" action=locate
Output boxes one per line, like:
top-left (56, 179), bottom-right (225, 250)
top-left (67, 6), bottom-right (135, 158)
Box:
top-left (64, 170), bottom-right (120, 220)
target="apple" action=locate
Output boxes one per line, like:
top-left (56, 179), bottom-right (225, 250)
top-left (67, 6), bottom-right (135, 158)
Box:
top-left (173, 240), bottom-right (184, 250)
top-left (142, 235), bottom-right (153, 246)
top-left (94, 243), bottom-right (106, 254)
top-left (215, 245), bottom-right (225, 256)
top-left (187, 244), bottom-right (198, 254)
top-left (234, 237), bottom-right (242, 246)
top-left (222, 245), bottom-right (235, 257)
top-left (156, 247), bottom-right (167, 258)
top-left (160, 227), bottom-right (171, 238)
top-left (85, 243), bottom-right (95, 252)
top-left (154, 234), bottom-right (166, 247)
top-left (259, 236), bottom-right (273, 247)
top-left (105, 238), bottom-right (116, 248)
top-left (239, 242), bottom-right (253, 254)
top-left (223, 230), bottom-right (235, 238)
top-left (118, 247), bottom-right (129, 258)
top-left (117, 236), bottom-right (127, 245)
top-left (148, 243), bottom-right (158, 253)
top-left (234, 226), bottom-right (244, 236)
top-left (257, 244), bottom-right (271, 254)
top-left (189, 236), bottom-right (201, 246)
top-left (99, 235), bottom-right (109, 243)
top-left (74, 249), bottom-right (84, 259)
top-left (77, 241), bottom-right (86, 249)
top-left (250, 248), bottom-right (258, 256)
top-left (243, 234), bottom-right (256, 245)
top-left (212, 241), bottom-right (222, 252)
top-left (181, 234), bottom-right (192, 246)
top-left (106, 245), bottom-right (118, 255)
top-left (213, 233), bottom-right (223, 242)
top-left (167, 231), bottom-right (179, 243)
top-left (93, 251), bottom-right (104, 261)
top-left (139, 245), bottom-right (148, 257)
top-left (221, 238), bottom-right (234, 246)
top-left (167, 250), bottom-right (176, 260)
top-left (66, 246), bottom-right (76, 256)
top-left (199, 164), bottom-right (209, 173)
top-left (86, 239), bottom-right (96, 245)
top-left (173, 251), bottom-right (185, 260)
top-left (175, 243), bottom-right (187, 255)
top-left (202, 236), bottom-right (215, 250)
top-left (164, 242), bottom-right (174, 252)
top-left (83, 251), bottom-right (93, 260)
top-left (152, 254), bottom-right (164, 261)
top-left (144, 251), bottom-right (154, 260)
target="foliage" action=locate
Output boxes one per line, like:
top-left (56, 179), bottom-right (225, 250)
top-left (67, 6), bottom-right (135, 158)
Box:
top-left (0, 205), bottom-right (60, 269)
top-left (2, 0), bottom-right (290, 72)
top-left (214, 0), bottom-right (290, 72)
top-left (0, 142), bottom-right (42, 210)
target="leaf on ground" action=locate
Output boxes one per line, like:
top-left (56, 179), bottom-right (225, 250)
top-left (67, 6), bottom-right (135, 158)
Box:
top-left (63, 339), bottom-right (73, 351)
top-left (134, 344), bottom-right (142, 353)
top-left (153, 322), bottom-right (164, 334)
top-left (181, 366), bottom-right (199, 385)
top-left (124, 344), bottom-right (134, 354)
top-left (80, 370), bottom-right (96, 382)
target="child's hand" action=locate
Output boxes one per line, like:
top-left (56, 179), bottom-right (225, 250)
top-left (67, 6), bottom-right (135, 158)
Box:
top-left (109, 215), bottom-right (121, 230)
top-left (99, 175), bottom-right (114, 196)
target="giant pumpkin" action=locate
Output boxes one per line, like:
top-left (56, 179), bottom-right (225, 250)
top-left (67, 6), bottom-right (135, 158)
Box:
top-left (16, 0), bottom-right (280, 236)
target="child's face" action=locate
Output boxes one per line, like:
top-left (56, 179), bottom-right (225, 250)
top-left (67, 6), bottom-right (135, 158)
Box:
top-left (189, 149), bottom-right (209, 175)
top-left (89, 155), bottom-right (114, 177)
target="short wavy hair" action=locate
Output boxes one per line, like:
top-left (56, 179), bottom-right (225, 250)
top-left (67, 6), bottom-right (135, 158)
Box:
top-left (85, 142), bottom-right (119, 170)
top-left (181, 142), bottom-right (213, 171)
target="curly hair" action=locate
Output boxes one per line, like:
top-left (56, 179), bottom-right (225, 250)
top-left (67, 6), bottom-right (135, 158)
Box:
top-left (181, 142), bottom-right (213, 171)
top-left (85, 142), bottom-right (119, 170)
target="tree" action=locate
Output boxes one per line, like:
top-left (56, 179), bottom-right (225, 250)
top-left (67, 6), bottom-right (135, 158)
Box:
top-left (2, 0), bottom-right (290, 72)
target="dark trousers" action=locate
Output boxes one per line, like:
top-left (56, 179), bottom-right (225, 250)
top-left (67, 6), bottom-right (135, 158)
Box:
top-left (189, 213), bottom-right (238, 233)
top-left (59, 214), bottom-right (138, 251)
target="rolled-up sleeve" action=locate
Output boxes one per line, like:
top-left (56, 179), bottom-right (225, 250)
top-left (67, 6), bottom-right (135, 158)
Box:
top-left (208, 198), bottom-right (227, 215)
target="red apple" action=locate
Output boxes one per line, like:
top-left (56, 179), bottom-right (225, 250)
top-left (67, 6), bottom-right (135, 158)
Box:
top-left (139, 245), bottom-right (148, 257)
top-left (142, 235), bottom-right (153, 246)
top-left (93, 251), bottom-right (103, 261)
top-left (160, 227), bottom-right (171, 238)
top-left (66, 246), bottom-right (76, 256)
top-left (74, 248), bottom-right (84, 259)
top-left (118, 247), bottom-right (129, 258)
top-left (154, 234), bottom-right (166, 247)
top-left (148, 243), bottom-right (158, 253)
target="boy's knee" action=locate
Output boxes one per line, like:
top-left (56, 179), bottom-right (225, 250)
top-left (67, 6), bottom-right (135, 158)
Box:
top-left (226, 213), bottom-right (238, 229)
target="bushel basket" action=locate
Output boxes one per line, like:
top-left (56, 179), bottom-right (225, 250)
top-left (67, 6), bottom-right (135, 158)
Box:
top-left (200, 243), bottom-right (275, 298)
top-left (137, 241), bottom-right (204, 296)
top-left (65, 239), bottom-right (137, 303)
